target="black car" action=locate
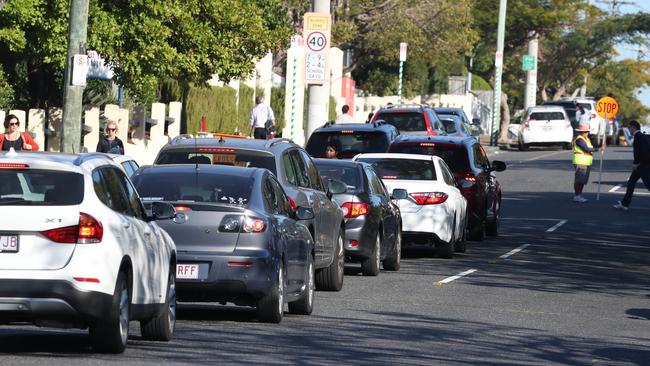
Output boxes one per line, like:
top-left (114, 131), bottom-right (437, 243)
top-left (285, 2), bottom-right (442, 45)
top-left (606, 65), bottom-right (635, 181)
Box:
top-left (154, 136), bottom-right (347, 291)
top-left (132, 164), bottom-right (316, 323)
top-left (314, 159), bottom-right (404, 275)
top-left (433, 107), bottom-right (481, 138)
top-left (541, 100), bottom-right (579, 128)
top-left (305, 122), bottom-right (399, 159)
top-left (371, 104), bottom-right (446, 136)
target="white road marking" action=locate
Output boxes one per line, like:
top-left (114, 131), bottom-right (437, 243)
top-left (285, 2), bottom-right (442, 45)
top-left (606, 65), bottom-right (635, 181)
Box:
top-left (435, 269), bottom-right (477, 285)
top-left (498, 244), bottom-right (531, 259)
top-left (608, 184), bottom-right (621, 193)
top-left (524, 150), bottom-right (567, 162)
top-left (546, 219), bottom-right (568, 232)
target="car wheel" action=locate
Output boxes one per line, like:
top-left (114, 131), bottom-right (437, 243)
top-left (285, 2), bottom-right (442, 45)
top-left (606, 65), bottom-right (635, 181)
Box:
top-left (438, 220), bottom-right (455, 259)
top-left (361, 233), bottom-right (381, 276)
top-left (140, 265), bottom-right (176, 341)
top-left (486, 202), bottom-right (500, 237)
top-left (90, 271), bottom-right (130, 353)
top-left (454, 216), bottom-right (467, 253)
top-left (383, 228), bottom-right (401, 271)
top-left (288, 257), bottom-right (314, 315)
top-left (468, 216), bottom-right (486, 241)
top-left (315, 230), bottom-right (344, 291)
top-left (257, 263), bottom-right (284, 323)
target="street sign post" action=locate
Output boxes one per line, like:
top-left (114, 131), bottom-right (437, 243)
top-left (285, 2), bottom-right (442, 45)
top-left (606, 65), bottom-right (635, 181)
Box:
top-left (595, 96), bottom-right (620, 201)
top-left (522, 55), bottom-right (536, 71)
top-left (398, 42), bottom-right (407, 103)
top-left (303, 13), bottom-right (331, 85)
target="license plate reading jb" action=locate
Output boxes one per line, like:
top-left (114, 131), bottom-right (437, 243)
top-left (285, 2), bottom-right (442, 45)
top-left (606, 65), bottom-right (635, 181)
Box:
top-left (177, 264), bottom-right (200, 279)
top-left (0, 235), bottom-right (19, 253)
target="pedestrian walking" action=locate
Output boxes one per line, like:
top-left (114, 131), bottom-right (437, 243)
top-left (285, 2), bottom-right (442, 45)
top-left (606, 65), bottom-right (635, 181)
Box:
top-left (335, 105), bottom-right (355, 124)
top-left (365, 112), bottom-right (374, 124)
top-left (0, 114), bottom-right (39, 151)
top-left (96, 121), bottom-right (125, 154)
top-left (613, 120), bottom-right (650, 210)
top-left (249, 96), bottom-right (275, 139)
top-left (572, 122), bottom-right (604, 202)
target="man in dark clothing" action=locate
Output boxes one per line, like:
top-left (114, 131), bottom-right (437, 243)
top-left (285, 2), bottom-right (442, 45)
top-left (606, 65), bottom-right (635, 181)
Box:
top-left (614, 120), bottom-right (650, 210)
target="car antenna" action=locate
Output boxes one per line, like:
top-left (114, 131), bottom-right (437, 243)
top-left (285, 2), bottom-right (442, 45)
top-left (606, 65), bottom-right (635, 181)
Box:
top-left (194, 132), bottom-right (199, 170)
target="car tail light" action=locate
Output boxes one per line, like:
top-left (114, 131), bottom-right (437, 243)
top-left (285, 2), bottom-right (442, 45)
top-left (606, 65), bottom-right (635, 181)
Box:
top-left (42, 212), bottom-right (103, 244)
top-left (341, 202), bottom-right (369, 218)
top-left (456, 133), bottom-right (463, 137)
top-left (409, 192), bottom-right (448, 205)
top-left (460, 173), bottom-right (477, 189)
top-left (227, 261), bottom-right (253, 267)
top-left (73, 277), bottom-right (100, 283)
top-left (198, 148), bottom-right (235, 153)
top-left (350, 240), bottom-right (359, 247)
top-left (0, 163), bottom-right (29, 169)
top-left (591, 113), bottom-right (596, 119)
top-left (174, 205), bottom-right (192, 212)
top-left (420, 143), bottom-right (435, 147)
top-left (341, 130), bottom-right (354, 134)
top-left (287, 196), bottom-right (297, 211)
top-left (524, 119), bottom-right (531, 128)
top-left (219, 216), bottom-right (266, 233)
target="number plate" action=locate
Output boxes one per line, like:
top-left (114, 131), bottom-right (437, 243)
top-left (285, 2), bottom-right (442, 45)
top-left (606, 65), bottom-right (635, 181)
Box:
top-left (0, 235), bottom-right (19, 253)
top-left (176, 264), bottom-right (200, 279)
top-left (542, 126), bottom-right (553, 132)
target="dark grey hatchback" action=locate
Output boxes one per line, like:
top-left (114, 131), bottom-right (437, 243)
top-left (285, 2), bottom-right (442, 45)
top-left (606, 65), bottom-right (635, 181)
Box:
top-left (314, 159), bottom-right (404, 275)
top-left (131, 164), bottom-right (315, 323)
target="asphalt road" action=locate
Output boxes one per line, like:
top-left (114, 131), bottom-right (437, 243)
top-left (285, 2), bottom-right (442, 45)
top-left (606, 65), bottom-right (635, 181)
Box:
top-left (1, 145), bottom-right (649, 365)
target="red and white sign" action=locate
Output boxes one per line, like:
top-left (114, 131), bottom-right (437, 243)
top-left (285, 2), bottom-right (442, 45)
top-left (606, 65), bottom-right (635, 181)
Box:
top-left (399, 42), bottom-right (408, 62)
top-left (307, 31), bottom-right (327, 52)
top-left (303, 12), bottom-right (331, 85)
top-left (71, 54), bottom-right (88, 86)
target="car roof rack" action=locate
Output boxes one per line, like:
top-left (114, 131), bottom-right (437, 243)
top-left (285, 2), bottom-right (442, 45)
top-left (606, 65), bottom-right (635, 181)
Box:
top-left (382, 103), bottom-right (429, 110)
top-left (74, 152), bottom-right (112, 166)
top-left (266, 137), bottom-right (294, 148)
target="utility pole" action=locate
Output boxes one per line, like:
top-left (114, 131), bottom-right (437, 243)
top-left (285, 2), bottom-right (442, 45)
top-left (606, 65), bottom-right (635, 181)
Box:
top-left (523, 33), bottom-right (538, 110)
top-left (491, 0), bottom-right (507, 146)
top-left (306, 0), bottom-right (331, 139)
top-left (60, 0), bottom-right (89, 153)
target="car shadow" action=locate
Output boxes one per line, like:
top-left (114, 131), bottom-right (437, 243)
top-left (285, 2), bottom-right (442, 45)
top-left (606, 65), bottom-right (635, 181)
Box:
top-left (625, 308), bottom-right (650, 320)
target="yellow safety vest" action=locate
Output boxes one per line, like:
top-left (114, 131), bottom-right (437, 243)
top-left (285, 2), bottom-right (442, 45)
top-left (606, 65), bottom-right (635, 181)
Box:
top-left (573, 135), bottom-right (593, 166)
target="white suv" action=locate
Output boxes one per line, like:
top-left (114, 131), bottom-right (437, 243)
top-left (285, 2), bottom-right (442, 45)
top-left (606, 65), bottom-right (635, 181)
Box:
top-left (518, 105), bottom-right (573, 150)
top-left (0, 151), bottom-right (177, 353)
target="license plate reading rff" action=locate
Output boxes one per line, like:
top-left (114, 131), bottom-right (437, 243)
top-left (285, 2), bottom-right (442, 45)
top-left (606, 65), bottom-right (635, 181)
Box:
top-left (0, 235), bottom-right (19, 253)
top-left (177, 264), bottom-right (199, 279)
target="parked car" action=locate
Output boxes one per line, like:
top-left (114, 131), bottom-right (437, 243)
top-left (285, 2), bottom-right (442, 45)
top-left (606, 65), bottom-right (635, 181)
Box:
top-left (388, 135), bottom-right (506, 241)
top-left (433, 107), bottom-right (480, 138)
top-left (546, 97), bottom-right (615, 144)
top-left (353, 153), bottom-right (467, 258)
top-left (542, 99), bottom-right (579, 128)
top-left (370, 104), bottom-right (446, 136)
top-left (314, 159), bottom-right (403, 275)
top-left (518, 105), bottom-right (573, 151)
top-left (0, 151), bottom-right (177, 353)
top-left (305, 122), bottom-right (399, 159)
top-left (154, 137), bottom-right (347, 291)
top-left (132, 164), bottom-right (316, 323)
top-left (437, 114), bottom-right (474, 139)
top-left (108, 153), bottom-right (140, 178)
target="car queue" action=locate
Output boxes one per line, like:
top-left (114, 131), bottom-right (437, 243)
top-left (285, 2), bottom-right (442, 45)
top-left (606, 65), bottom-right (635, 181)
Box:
top-left (0, 103), bottom-right (506, 353)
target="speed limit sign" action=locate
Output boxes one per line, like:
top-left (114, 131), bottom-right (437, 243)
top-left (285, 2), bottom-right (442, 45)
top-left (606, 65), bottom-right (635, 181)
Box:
top-left (306, 32), bottom-right (327, 52)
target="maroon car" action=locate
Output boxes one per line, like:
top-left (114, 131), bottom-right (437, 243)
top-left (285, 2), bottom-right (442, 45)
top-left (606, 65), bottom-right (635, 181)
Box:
top-left (388, 135), bottom-right (506, 241)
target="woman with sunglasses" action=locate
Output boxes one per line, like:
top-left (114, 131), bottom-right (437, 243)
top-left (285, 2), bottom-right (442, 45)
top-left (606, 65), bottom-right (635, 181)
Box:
top-left (0, 114), bottom-right (39, 151)
top-left (96, 121), bottom-right (125, 154)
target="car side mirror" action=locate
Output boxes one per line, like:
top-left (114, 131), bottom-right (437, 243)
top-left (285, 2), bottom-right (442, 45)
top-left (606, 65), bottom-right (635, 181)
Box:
top-left (149, 201), bottom-right (176, 220)
top-left (295, 206), bottom-right (315, 221)
top-left (491, 160), bottom-right (507, 172)
top-left (327, 179), bottom-right (347, 197)
top-left (391, 188), bottom-right (408, 200)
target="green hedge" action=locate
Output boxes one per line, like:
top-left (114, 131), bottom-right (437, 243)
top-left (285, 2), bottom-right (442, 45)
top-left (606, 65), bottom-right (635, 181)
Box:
top-left (184, 85), bottom-right (237, 134)
top-left (238, 84), bottom-right (255, 134)
top-left (329, 96), bottom-right (337, 121)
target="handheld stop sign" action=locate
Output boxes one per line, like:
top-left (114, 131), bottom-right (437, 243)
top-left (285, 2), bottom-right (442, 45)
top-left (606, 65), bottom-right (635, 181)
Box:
top-left (596, 96), bottom-right (619, 119)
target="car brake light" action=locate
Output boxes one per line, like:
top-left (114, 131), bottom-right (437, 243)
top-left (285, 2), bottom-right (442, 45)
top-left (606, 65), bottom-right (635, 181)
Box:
top-left (382, 175), bottom-right (397, 179)
top-left (409, 192), bottom-right (448, 205)
top-left (456, 133), bottom-right (462, 137)
top-left (420, 143), bottom-right (435, 147)
top-left (341, 130), bottom-right (354, 134)
top-left (219, 215), bottom-right (266, 233)
top-left (42, 212), bottom-right (103, 244)
top-left (341, 202), bottom-right (369, 218)
top-left (591, 114), bottom-right (596, 119)
top-left (174, 206), bottom-right (192, 212)
top-left (198, 148), bottom-right (235, 153)
top-left (287, 196), bottom-right (297, 211)
top-left (0, 163), bottom-right (29, 169)
top-left (228, 261), bottom-right (253, 267)
top-left (74, 277), bottom-right (100, 283)
top-left (524, 119), bottom-right (530, 128)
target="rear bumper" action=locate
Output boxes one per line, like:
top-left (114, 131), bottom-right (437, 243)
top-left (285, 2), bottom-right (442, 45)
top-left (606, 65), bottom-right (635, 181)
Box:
top-left (0, 279), bottom-right (112, 325)
top-left (401, 206), bottom-right (452, 243)
top-left (521, 130), bottom-right (572, 144)
top-left (342, 216), bottom-right (376, 260)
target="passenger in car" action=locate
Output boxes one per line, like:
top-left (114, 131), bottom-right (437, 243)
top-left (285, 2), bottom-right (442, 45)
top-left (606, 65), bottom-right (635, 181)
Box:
top-left (325, 142), bottom-right (340, 159)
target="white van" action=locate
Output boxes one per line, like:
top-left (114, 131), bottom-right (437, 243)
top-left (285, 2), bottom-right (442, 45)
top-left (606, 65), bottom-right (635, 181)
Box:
top-left (518, 105), bottom-right (573, 151)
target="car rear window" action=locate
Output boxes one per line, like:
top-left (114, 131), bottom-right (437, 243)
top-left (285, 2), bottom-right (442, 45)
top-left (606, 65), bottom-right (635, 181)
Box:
top-left (389, 144), bottom-right (470, 173)
top-left (133, 171), bottom-right (253, 206)
top-left (314, 164), bottom-right (361, 192)
top-left (578, 103), bottom-right (592, 110)
top-left (355, 158), bottom-right (436, 180)
top-left (155, 149), bottom-right (276, 174)
top-left (375, 112), bottom-right (426, 132)
top-left (0, 170), bottom-right (84, 205)
top-left (306, 131), bottom-right (390, 158)
top-left (440, 119), bottom-right (458, 133)
top-left (529, 112), bottom-right (565, 120)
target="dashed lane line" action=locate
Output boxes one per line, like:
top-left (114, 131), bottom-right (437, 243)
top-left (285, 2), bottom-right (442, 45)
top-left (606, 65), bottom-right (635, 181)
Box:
top-left (434, 269), bottom-right (477, 286)
top-left (546, 219), bottom-right (567, 233)
top-left (498, 244), bottom-right (531, 259)
top-left (608, 184), bottom-right (622, 193)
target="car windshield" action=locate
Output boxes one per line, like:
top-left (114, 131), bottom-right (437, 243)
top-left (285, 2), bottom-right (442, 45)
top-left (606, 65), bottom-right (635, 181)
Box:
top-left (306, 132), bottom-right (390, 159)
top-left (529, 112), bottom-right (565, 120)
top-left (133, 171), bottom-right (253, 206)
top-left (314, 164), bottom-right (361, 192)
top-left (375, 112), bottom-right (426, 132)
top-left (389, 144), bottom-right (470, 173)
top-left (155, 149), bottom-right (276, 174)
top-left (356, 158), bottom-right (436, 180)
top-left (0, 170), bottom-right (84, 205)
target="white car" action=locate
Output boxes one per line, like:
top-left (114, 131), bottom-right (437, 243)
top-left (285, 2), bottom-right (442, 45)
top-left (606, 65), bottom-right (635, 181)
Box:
top-left (518, 105), bottom-right (573, 151)
top-left (107, 153), bottom-right (140, 178)
top-left (353, 153), bottom-right (467, 258)
top-left (0, 151), bottom-right (177, 353)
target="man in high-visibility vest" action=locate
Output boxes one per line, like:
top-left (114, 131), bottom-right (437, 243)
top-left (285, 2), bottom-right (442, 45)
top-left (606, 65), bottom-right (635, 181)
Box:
top-left (573, 123), bottom-right (605, 202)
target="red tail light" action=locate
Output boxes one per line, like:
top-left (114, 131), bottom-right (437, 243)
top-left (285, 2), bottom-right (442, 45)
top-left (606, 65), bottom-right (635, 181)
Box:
top-left (287, 196), bottom-right (297, 211)
top-left (409, 192), bottom-right (448, 205)
top-left (456, 133), bottom-right (463, 137)
top-left (524, 119), bottom-right (531, 128)
top-left (591, 113), bottom-right (596, 119)
top-left (461, 173), bottom-right (477, 189)
top-left (42, 212), bottom-right (103, 244)
top-left (0, 163), bottom-right (29, 169)
top-left (242, 217), bottom-right (266, 233)
top-left (341, 202), bottom-right (369, 218)
top-left (228, 261), bottom-right (253, 267)
top-left (174, 206), bottom-right (192, 212)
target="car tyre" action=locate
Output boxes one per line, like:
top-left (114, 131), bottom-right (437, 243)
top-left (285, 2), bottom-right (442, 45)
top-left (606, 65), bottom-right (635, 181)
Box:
top-left (315, 230), bottom-right (345, 291)
top-left (468, 215), bottom-right (486, 241)
top-left (438, 220), bottom-right (455, 259)
top-left (383, 228), bottom-right (401, 271)
top-left (288, 258), bottom-right (314, 315)
top-left (90, 271), bottom-right (130, 353)
top-left (361, 233), bottom-right (381, 276)
top-left (257, 263), bottom-right (284, 323)
top-left (486, 202), bottom-right (500, 237)
top-left (140, 265), bottom-right (176, 341)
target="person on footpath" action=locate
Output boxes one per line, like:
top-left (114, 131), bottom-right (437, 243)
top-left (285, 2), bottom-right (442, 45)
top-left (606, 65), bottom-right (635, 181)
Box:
top-left (572, 122), bottom-right (604, 202)
top-left (613, 120), bottom-right (650, 210)
top-left (249, 96), bottom-right (275, 140)
top-left (335, 105), bottom-right (355, 124)
top-left (96, 121), bottom-right (125, 154)
top-left (1, 114), bottom-right (39, 151)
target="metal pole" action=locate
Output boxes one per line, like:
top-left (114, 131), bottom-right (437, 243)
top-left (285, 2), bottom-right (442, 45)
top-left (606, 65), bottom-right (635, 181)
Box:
top-left (491, 0), bottom-right (507, 146)
top-left (61, 0), bottom-right (89, 153)
top-left (398, 61), bottom-right (404, 104)
top-left (306, 0), bottom-right (330, 139)
top-left (291, 55), bottom-right (297, 140)
top-left (597, 111), bottom-right (607, 201)
top-left (523, 33), bottom-right (538, 111)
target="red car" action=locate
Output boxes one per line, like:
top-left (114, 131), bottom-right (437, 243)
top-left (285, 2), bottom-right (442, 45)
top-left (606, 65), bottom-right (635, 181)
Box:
top-left (388, 135), bottom-right (506, 241)
top-left (371, 104), bottom-right (446, 136)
